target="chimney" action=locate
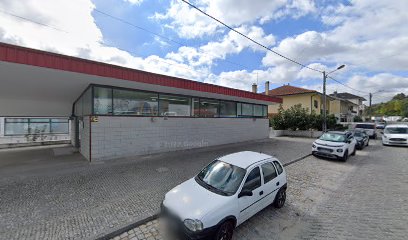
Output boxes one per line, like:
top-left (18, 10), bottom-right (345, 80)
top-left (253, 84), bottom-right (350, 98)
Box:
top-left (252, 83), bottom-right (257, 93)
top-left (334, 91), bottom-right (338, 97)
top-left (265, 81), bottom-right (270, 95)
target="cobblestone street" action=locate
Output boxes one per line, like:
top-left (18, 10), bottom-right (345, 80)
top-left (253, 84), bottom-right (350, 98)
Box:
top-left (113, 139), bottom-right (408, 240)
top-left (0, 137), bottom-right (312, 240)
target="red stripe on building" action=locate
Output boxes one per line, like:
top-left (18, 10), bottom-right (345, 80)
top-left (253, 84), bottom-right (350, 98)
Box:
top-left (0, 43), bottom-right (282, 103)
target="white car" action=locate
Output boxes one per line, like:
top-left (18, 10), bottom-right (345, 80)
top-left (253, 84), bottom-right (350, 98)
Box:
top-left (382, 124), bottom-right (408, 146)
top-left (312, 131), bottom-right (357, 161)
top-left (161, 151), bottom-right (287, 240)
top-left (355, 123), bottom-right (377, 139)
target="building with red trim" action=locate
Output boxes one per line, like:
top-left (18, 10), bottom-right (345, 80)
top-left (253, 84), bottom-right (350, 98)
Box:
top-left (0, 43), bottom-right (282, 161)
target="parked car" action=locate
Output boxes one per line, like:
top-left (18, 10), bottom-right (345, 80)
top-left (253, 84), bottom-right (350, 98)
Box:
top-left (312, 131), bottom-right (357, 161)
top-left (355, 123), bottom-right (377, 139)
top-left (376, 122), bottom-right (386, 129)
top-left (351, 130), bottom-right (369, 149)
top-left (161, 151), bottom-right (287, 240)
top-left (381, 124), bottom-right (408, 147)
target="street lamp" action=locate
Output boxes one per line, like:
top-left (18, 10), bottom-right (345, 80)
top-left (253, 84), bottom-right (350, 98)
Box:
top-left (322, 64), bottom-right (346, 132)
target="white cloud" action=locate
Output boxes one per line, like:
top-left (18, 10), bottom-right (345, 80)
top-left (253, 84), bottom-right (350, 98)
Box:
top-left (153, 0), bottom-right (316, 39)
top-left (123, 0), bottom-right (144, 5)
top-left (166, 25), bottom-right (275, 67)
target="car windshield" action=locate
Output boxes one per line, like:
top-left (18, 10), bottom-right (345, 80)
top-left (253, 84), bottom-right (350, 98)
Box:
top-left (385, 127), bottom-right (408, 134)
top-left (319, 133), bottom-right (346, 142)
top-left (356, 124), bottom-right (375, 129)
top-left (196, 160), bottom-right (246, 196)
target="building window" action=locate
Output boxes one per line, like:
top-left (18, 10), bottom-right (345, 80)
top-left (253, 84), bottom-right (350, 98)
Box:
top-left (263, 105), bottom-right (268, 117)
top-left (253, 105), bottom-right (263, 117)
top-left (241, 103), bottom-right (253, 116)
top-left (94, 87), bottom-right (113, 115)
top-left (113, 89), bottom-right (158, 116)
top-left (159, 94), bottom-right (191, 116)
top-left (314, 100), bottom-right (318, 108)
top-left (219, 101), bottom-right (237, 117)
top-left (192, 98), bottom-right (199, 117)
top-left (4, 118), bottom-right (69, 135)
top-left (199, 99), bottom-right (219, 117)
top-left (237, 103), bottom-right (242, 116)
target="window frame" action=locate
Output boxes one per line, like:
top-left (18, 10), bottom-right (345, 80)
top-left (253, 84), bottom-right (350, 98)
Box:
top-left (242, 166), bottom-right (262, 192)
top-left (273, 161), bottom-right (284, 175)
top-left (73, 84), bottom-right (269, 119)
top-left (4, 118), bottom-right (69, 136)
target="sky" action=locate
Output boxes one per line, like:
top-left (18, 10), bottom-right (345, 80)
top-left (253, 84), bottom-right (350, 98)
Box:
top-left (0, 0), bottom-right (407, 104)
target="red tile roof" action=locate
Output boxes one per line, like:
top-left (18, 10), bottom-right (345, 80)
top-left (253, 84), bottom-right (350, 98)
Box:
top-left (0, 42), bottom-right (282, 103)
top-left (267, 85), bottom-right (317, 96)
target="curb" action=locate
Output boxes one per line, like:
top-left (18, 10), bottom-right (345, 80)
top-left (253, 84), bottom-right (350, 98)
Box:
top-left (283, 154), bottom-right (312, 167)
top-left (99, 154), bottom-right (311, 239)
top-left (95, 214), bottom-right (159, 240)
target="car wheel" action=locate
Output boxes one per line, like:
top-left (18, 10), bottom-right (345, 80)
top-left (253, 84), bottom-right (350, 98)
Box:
top-left (274, 188), bottom-right (286, 209)
top-left (215, 221), bottom-right (234, 240)
top-left (341, 150), bottom-right (348, 162)
top-left (351, 146), bottom-right (356, 156)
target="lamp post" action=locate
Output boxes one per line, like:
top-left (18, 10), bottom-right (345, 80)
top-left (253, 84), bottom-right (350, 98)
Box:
top-left (322, 64), bottom-right (345, 132)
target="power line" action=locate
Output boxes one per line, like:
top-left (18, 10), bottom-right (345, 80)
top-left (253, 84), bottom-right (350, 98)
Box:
top-left (327, 76), bottom-right (370, 94)
top-left (180, 0), bottom-right (323, 73)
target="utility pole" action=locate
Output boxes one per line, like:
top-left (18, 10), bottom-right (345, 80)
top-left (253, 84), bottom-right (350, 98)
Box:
top-left (369, 92), bottom-right (373, 121)
top-left (322, 65), bottom-right (345, 132)
top-left (322, 71), bottom-right (327, 132)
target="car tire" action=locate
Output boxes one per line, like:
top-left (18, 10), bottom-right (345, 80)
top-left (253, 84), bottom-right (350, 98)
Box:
top-left (341, 150), bottom-right (348, 162)
top-left (274, 188), bottom-right (286, 209)
top-left (215, 221), bottom-right (234, 240)
top-left (351, 146), bottom-right (356, 156)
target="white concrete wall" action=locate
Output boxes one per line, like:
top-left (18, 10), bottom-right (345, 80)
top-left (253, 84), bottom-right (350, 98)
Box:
top-left (79, 117), bottom-right (90, 161)
top-left (89, 116), bottom-right (269, 161)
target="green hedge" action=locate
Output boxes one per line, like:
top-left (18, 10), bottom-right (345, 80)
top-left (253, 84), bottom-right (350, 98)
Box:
top-left (269, 104), bottom-right (339, 131)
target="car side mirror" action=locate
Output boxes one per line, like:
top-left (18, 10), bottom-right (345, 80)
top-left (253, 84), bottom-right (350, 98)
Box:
top-left (238, 189), bottom-right (253, 198)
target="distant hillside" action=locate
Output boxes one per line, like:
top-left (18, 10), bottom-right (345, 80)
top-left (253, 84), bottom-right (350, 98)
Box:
top-left (369, 93), bottom-right (408, 117)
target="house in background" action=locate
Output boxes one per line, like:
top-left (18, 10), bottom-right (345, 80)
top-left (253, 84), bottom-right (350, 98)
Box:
top-left (329, 96), bottom-right (359, 123)
top-left (329, 92), bottom-right (367, 116)
top-left (265, 84), bottom-right (331, 115)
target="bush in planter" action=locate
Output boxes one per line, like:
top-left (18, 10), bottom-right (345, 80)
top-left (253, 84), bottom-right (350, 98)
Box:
top-left (270, 105), bottom-right (287, 129)
top-left (283, 104), bottom-right (310, 130)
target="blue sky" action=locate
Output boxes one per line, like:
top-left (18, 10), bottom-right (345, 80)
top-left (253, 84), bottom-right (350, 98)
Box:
top-left (0, 0), bottom-right (407, 103)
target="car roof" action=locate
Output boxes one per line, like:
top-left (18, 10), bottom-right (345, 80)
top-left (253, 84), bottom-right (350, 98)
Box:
top-left (326, 131), bottom-right (347, 135)
top-left (218, 151), bottom-right (273, 169)
top-left (385, 124), bottom-right (408, 128)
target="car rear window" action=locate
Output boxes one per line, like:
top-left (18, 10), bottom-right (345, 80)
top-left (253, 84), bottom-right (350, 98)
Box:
top-left (273, 161), bottom-right (284, 175)
top-left (356, 124), bottom-right (375, 129)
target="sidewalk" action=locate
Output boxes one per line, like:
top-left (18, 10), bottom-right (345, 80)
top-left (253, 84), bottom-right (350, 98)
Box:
top-left (0, 137), bottom-right (313, 240)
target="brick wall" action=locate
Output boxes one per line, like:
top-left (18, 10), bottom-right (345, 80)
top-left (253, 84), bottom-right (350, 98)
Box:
top-left (88, 116), bottom-right (269, 161)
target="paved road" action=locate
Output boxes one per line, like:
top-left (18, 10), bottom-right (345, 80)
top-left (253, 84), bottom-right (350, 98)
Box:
top-left (113, 139), bottom-right (408, 240)
top-left (0, 137), bottom-right (313, 240)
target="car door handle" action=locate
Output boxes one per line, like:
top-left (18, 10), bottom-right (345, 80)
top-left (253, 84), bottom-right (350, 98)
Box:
top-left (276, 182), bottom-right (280, 186)
top-left (259, 191), bottom-right (264, 196)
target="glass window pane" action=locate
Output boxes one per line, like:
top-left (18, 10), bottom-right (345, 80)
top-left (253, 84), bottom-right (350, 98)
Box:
top-left (243, 167), bottom-right (261, 191)
top-left (237, 103), bottom-right (242, 116)
top-left (242, 103), bottom-right (253, 116)
top-left (51, 119), bottom-right (69, 123)
top-left (29, 118), bottom-right (50, 123)
top-left (51, 120), bottom-right (69, 133)
top-left (261, 162), bottom-right (277, 183)
top-left (273, 161), bottom-right (284, 175)
top-left (192, 98), bottom-right (199, 117)
top-left (113, 89), bottom-right (158, 116)
top-left (220, 101), bottom-right (237, 117)
top-left (254, 105), bottom-right (263, 116)
top-left (199, 99), bottom-right (219, 117)
top-left (83, 87), bottom-right (92, 115)
top-left (94, 87), bottom-right (112, 115)
top-left (159, 94), bottom-right (191, 116)
top-left (29, 123), bottom-right (50, 134)
top-left (263, 105), bottom-right (268, 117)
top-left (5, 122), bottom-right (29, 135)
top-left (5, 118), bottom-right (28, 123)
